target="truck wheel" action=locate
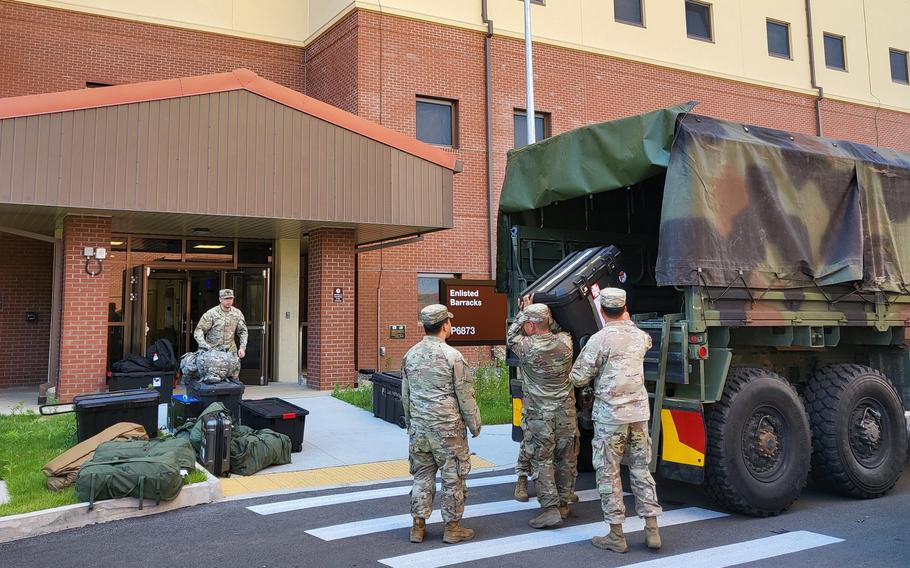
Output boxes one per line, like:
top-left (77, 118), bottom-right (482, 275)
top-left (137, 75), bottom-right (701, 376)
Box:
top-left (804, 364), bottom-right (907, 498)
top-left (705, 367), bottom-right (811, 516)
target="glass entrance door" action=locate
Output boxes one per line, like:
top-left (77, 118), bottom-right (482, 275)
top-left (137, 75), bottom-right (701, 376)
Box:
top-left (226, 268), bottom-right (270, 385)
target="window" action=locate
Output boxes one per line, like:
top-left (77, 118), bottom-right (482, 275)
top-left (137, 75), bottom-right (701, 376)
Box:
top-left (85, 81), bottom-right (114, 88)
top-left (416, 97), bottom-right (457, 147)
top-left (890, 49), bottom-right (909, 84)
top-left (766, 19), bottom-right (791, 59)
top-left (824, 33), bottom-right (846, 71)
top-left (418, 273), bottom-right (457, 310)
top-left (685, 1), bottom-right (712, 42)
top-left (513, 110), bottom-right (550, 148)
top-left (614, 0), bottom-right (643, 26)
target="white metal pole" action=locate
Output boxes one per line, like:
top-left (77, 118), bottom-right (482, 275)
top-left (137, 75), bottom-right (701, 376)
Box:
top-left (524, 0), bottom-right (535, 145)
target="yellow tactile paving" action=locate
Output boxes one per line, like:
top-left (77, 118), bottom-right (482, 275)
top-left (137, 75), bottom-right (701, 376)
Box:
top-left (219, 455), bottom-right (496, 497)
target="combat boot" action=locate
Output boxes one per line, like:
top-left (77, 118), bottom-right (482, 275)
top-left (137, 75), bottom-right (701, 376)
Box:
top-left (644, 516), bottom-right (661, 549)
top-left (409, 517), bottom-right (426, 543)
top-left (528, 507), bottom-right (563, 529)
top-left (592, 523), bottom-right (628, 553)
top-left (558, 504), bottom-right (570, 519)
top-left (514, 475), bottom-right (529, 502)
top-left (443, 522), bottom-right (475, 544)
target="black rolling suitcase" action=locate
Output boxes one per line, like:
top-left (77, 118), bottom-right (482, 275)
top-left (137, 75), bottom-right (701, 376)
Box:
top-left (521, 245), bottom-right (624, 354)
top-left (200, 412), bottom-right (232, 477)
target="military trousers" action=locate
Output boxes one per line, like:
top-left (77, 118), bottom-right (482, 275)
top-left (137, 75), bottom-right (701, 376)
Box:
top-left (593, 420), bottom-right (662, 524)
top-left (523, 410), bottom-right (577, 509)
top-left (408, 429), bottom-right (471, 523)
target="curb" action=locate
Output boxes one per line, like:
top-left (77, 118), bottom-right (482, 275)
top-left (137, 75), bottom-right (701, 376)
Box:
top-left (0, 464), bottom-right (221, 544)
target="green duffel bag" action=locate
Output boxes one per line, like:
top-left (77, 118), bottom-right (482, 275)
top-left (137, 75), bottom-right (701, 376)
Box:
top-left (175, 401), bottom-right (230, 453)
top-left (92, 437), bottom-right (196, 470)
top-left (230, 425), bottom-right (291, 476)
top-left (75, 456), bottom-right (183, 510)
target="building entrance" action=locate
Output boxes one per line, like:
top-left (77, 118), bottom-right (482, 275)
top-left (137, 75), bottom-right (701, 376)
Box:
top-left (131, 267), bottom-right (270, 385)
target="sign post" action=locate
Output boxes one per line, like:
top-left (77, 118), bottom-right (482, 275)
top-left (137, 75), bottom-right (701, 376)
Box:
top-left (438, 279), bottom-right (507, 346)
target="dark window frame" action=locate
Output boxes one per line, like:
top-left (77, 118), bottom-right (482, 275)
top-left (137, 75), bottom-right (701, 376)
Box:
top-left (614, 0), bottom-right (645, 27)
top-left (823, 32), bottom-right (847, 71)
top-left (890, 48), bottom-right (909, 85)
top-left (513, 109), bottom-right (551, 148)
top-left (685, 0), bottom-right (713, 43)
top-left (416, 96), bottom-right (459, 148)
top-left (766, 19), bottom-right (792, 60)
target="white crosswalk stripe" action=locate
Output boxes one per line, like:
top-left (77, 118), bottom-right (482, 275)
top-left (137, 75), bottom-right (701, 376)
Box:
top-left (378, 507), bottom-right (729, 568)
top-left (615, 531), bottom-right (844, 568)
top-left (306, 489), bottom-right (601, 541)
top-left (247, 474), bottom-right (518, 515)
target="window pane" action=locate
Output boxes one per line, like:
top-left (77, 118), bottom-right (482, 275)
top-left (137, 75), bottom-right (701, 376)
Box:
top-left (107, 325), bottom-right (125, 369)
top-left (891, 50), bottom-right (909, 83)
top-left (185, 239), bottom-right (234, 264)
top-left (614, 0), bottom-right (642, 25)
top-left (767, 21), bottom-right (790, 58)
top-left (416, 100), bottom-right (453, 146)
top-left (238, 240), bottom-right (273, 264)
top-left (130, 237), bottom-right (182, 265)
top-left (418, 273), bottom-right (456, 310)
top-left (685, 1), bottom-right (711, 40)
top-left (513, 112), bottom-right (548, 148)
top-left (824, 34), bottom-right (845, 70)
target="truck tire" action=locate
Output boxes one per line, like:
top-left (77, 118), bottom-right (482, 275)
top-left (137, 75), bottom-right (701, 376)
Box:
top-left (804, 364), bottom-right (907, 498)
top-left (705, 367), bottom-right (811, 516)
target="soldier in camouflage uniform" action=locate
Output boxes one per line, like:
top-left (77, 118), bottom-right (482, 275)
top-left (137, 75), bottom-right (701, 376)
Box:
top-left (507, 301), bottom-right (577, 528)
top-left (569, 288), bottom-right (662, 553)
top-left (401, 304), bottom-right (482, 545)
top-left (193, 289), bottom-right (248, 379)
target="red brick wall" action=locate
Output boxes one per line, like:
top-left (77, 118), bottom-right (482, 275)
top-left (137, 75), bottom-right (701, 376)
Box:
top-left (0, 0), bottom-right (305, 97)
top-left (304, 11), bottom-right (359, 114)
top-left (0, 233), bottom-right (53, 388)
top-left (306, 228), bottom-right (355, 389)
top-left (57, 216), bottom-right (111, 402)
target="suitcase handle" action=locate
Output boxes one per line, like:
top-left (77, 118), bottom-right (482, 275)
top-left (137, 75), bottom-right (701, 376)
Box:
top-left (39, 403), bottom-right (75, 415)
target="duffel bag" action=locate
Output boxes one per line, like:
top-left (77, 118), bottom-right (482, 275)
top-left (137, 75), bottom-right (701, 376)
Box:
top-left (230, 425), bottom-right (291, 476)
top-left (75, 456), bottom-right (183, 510)
top-left (92, 437), bottom-right (196, 470)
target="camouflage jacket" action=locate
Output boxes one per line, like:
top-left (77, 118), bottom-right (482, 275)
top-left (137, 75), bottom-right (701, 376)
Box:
top-left (569, 320), bottom-right (652, 425)
top-left (506, 316), bottom-right (575, 416)
top-left (401, 336), bottom-right (482, 437)
top-left (193, 306), bottom-right (248, 352)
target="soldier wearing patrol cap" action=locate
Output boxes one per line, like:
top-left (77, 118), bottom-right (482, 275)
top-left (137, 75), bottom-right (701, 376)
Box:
top-left (507, 299), bottom-right (577, 529)
top-left (401, 304), bottom-right (482, 545)
top-left (193, 288), bottom-right (249, 378)
top-left (569, 288), bottom-right (663, 553)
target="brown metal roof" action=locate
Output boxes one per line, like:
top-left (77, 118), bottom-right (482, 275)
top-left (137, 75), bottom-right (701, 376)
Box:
top-left (0, 70), bottom-right (455, 243)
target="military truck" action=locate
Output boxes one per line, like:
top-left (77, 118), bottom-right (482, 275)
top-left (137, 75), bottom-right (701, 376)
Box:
top-left (498, 102), bottom-right (910, 516)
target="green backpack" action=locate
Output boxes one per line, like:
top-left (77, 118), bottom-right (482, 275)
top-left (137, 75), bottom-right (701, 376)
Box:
top-left (75, 455), bottom-right (184, 510)
top-left (92, 437), bottom-right (197, 470)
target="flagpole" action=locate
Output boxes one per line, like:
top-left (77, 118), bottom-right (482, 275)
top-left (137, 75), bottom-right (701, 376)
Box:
top-left (524, 0), bottom-right (535, 145)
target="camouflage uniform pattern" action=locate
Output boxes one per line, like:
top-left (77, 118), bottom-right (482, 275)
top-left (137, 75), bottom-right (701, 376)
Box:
top-left (194, 306), bottom-right (248, 353)
top-left (401, 329), bottom-right (481, 523)
top-left (570, 295), bottom-right (661, 523)
top-left (196, 348), bottom-right (241, 383)
top-left (507, 304), bottom-right (576, 509)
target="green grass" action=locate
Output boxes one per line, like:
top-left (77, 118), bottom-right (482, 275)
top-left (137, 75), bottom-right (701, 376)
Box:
top-left (332, 360), bottom-right (512, 425)
top-left (0, 411), bottom-right (81, 516)
top-left (0, 411), bottom-right (211, 517)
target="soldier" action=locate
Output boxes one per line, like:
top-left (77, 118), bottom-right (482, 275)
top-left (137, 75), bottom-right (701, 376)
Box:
top-left (401, 304), bottom-right (482, 545)
top-left (507, 300), bottom-right (577, 528)
top-left (569, 288), bottom-right (662, 553)
top-left (193, 288), bottom-right (248, 378)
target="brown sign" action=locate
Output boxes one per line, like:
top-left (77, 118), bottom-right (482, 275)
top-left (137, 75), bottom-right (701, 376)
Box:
top-left (389, 325), bottom-right (406, 339)
top-left (439, 279), bottom-right (507, 346)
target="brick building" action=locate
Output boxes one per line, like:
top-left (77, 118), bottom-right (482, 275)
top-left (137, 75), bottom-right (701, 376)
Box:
top-left (0, 0), bottom-right (908, 398)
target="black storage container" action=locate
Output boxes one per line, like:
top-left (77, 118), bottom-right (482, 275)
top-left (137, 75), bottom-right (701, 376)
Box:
top-left (169, 394), bottom-right (203, 429)
top-left (107, 370), bottom-right (175, 403)
top-left (187, 379), bottom-right (245, 420)
top-left (521, 245), bottom-right (624, 355)
top-left (73, 389), bottom-right (159, 441)
top-left (371, 371), bottom-right (406, 429)
top-left (240, 398), bottom-right (309, 452)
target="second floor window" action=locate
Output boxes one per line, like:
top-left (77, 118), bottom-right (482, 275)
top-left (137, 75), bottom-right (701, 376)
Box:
top-left (824, 33), bottom-right (846, 71)
top-left (614, 0), bottom-right (644, 26)
top-left (685, 1), bottom-right (712, 42)
top-left (513, 110), bottom-right (550, 148)
top-left (416, 97), bottom-right (457, 147)
top-left (890, 49), bottom-right (909, 84)
top-left (767, 20), bottom-right (791, 59)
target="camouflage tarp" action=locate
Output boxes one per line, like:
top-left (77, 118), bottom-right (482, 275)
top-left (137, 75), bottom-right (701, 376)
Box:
top-left (496, 105), bottom-right (910, 293)
top-left (657, 115), bottom-right (910, 291)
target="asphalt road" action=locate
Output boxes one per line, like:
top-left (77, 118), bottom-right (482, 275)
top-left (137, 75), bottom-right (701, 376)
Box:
top-left (2, 467), bottom-right (909, 568)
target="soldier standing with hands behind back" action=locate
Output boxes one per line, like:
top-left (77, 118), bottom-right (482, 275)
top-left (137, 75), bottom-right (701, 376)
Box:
top-left (401, 304), bottom-right (482, 545)
top-left (507, 297), bottom-right (577, 528)
top-left (569, 288), bottom-right (662, 553)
